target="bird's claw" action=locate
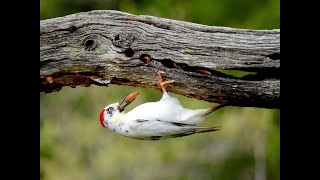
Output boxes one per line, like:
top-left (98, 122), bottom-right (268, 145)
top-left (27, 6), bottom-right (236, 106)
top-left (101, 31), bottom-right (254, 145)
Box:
top-left (157, 72), bottom-right (174, 93)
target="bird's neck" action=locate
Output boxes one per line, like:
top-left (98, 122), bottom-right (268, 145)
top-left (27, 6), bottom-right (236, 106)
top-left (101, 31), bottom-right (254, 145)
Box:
top-left (112, 112), bottom-right (126, 123)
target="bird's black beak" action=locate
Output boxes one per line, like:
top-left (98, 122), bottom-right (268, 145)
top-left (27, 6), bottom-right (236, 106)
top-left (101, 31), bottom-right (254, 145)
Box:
top-left (118, 92), bottom-right (140, 112)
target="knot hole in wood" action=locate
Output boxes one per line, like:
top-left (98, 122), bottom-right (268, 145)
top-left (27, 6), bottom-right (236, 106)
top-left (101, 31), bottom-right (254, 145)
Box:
top-left (83, 38), bottom-right (97, 51)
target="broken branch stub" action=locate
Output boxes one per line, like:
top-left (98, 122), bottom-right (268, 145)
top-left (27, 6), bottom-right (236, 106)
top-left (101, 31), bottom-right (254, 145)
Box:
top-left (40, 10), bottom-right (280, 109)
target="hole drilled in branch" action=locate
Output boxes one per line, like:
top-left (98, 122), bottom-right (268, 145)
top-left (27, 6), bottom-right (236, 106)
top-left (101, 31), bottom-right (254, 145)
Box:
top-left (140, 54), bottom-right (152, 63)
top-left (124, 48), bottom-right (134, 57)
top-left (114, 34), bottom-right (119, 40)
top-left (161, 59), bottom-right (176, 68)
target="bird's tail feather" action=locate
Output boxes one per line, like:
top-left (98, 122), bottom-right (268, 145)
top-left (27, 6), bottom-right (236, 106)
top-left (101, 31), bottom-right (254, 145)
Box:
top-left (194, 126), bottom-right (222, 133)
top-left (201, 104), bottom-right (228, 117)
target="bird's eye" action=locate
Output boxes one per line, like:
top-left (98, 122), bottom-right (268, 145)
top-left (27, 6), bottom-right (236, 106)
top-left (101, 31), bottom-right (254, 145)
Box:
top-left (106, 107), bottom-right (114, 114)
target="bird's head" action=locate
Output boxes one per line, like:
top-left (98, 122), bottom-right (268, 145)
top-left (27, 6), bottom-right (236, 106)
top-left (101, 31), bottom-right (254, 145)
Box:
top-left (99, 92), bottom-right (139, 128)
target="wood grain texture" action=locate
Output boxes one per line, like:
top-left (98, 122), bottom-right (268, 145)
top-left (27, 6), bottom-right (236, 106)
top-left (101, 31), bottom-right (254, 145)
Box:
top-left (40, 10), bottom-right (280, 109)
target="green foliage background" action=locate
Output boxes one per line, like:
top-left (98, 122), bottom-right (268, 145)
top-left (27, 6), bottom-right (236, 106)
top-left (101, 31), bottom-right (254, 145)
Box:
top-left (40, 0), bottom-right (280, 180)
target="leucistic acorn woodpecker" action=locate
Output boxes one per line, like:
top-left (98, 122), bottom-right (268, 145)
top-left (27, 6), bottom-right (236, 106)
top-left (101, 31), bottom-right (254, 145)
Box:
top-left (99, 72), bottom-right (227, 140)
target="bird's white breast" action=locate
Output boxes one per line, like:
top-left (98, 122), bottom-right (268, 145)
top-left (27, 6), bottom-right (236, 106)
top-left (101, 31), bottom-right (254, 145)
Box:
top-left (123, 93), bottom-right (205, 125)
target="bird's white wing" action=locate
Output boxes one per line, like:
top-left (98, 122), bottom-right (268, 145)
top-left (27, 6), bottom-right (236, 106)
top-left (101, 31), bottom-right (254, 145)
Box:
top-left (124, 118), bottom-right (221, 140)
top-left (124, 93), bottom-right (209, 125)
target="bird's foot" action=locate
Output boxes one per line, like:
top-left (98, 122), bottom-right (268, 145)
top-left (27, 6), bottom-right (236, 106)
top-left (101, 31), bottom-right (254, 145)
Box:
top-left (157, 71), bottom-right (174, 93)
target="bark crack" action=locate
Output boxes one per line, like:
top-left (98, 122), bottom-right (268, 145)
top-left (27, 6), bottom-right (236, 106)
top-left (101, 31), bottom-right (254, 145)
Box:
top-left (139, 54), bottom-right (278, 81)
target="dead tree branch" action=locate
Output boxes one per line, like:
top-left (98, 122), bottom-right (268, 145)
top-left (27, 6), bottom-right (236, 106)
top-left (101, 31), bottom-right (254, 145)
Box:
top-left (40, 10), bottom-right (280, 108)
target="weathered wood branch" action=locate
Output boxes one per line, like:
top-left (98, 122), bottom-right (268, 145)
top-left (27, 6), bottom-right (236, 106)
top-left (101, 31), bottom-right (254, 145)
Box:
top-left (40, 10), bottom-right (280, 109)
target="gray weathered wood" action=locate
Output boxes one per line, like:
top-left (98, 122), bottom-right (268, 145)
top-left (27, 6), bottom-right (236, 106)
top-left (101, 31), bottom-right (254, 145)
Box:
top-left (40, 10), bottom-right (280, 109)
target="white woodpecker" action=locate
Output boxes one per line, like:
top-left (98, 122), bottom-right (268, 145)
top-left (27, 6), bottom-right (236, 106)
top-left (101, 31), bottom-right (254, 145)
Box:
top-left (99, 72), bottom-right (227, 140)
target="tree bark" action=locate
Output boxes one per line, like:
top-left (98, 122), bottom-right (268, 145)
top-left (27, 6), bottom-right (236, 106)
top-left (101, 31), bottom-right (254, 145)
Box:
top-left (40, 10), bottom-right (280, 109)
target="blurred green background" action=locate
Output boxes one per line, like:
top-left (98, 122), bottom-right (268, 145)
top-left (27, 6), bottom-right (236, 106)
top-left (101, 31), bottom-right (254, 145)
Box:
top-left (40, 0), bottom-right (280, 180)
